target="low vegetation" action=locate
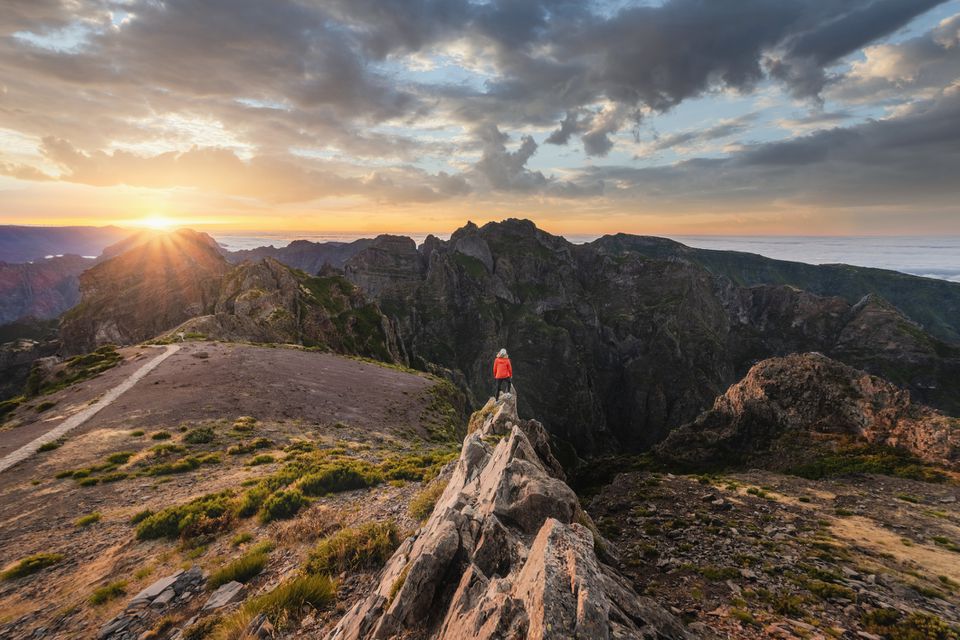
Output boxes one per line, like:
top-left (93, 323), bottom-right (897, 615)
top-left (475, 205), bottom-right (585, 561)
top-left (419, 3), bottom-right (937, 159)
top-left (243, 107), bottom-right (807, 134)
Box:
top-left (213, 574), bottom-right (336, 638)
top-left (305, 520), bottom-right (400, 575)
top-left (1, 553), bottom-right (63, 580)
top-left (89, 580), bottom-right (127, 605)
top-left (75, 512), bottom-right (102, 527)
top-left (24, 345), bottom-right (123, 398)
top-left (208, 549), bottom-right (269, 589)
top-left (408, 479), bottom-right (448, 521)
top-left (789, 445), bottom-right (950, 483)
top-left (135, 492), bottom-right (234, 541)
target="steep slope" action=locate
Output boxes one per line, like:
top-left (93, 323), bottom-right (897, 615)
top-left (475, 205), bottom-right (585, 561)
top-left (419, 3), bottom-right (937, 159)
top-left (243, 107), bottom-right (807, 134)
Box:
top-left (590, 234), bottom-right (960, 344)
top-left (59, 230), bottom-right (230, 353)
top-left (227, 238), bottom-right (373, 272)
top-left (0, 255), bottom-right (93, 324)
top-left (656, 352), bottom-right (960, 470)
top-left (328, 393), bottom-right (692, 640)
top-left (175, 259), bottom-right (402, 362)
top-left (343, 219), bottom-right (960, 454)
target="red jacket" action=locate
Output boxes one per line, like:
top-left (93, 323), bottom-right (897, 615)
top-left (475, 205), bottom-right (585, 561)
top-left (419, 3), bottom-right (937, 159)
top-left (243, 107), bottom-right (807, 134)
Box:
top-left (493, 356), bottom-right (513, 379)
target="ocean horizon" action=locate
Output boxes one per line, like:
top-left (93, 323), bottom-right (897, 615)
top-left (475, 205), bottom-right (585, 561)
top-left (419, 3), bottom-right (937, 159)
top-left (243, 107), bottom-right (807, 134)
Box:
top-left (212, 232), bottom-right (960, 284)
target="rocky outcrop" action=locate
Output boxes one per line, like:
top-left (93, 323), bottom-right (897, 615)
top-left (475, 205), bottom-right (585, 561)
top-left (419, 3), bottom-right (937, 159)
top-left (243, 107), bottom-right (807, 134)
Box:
top-left (326, 392), bottom-right (693, 640)
top-left (59, 230), bottom-right (229, 353)
top-left (227, 238), bottom-right (373, 272)
top-left (656, 353), bottom-right (960, 469)
top-left (175, 258), bottom-right (403, 362)
top-left (99, 567), bottom-right (205, 639)
top-left (343, 219), bottom-right (960, 454)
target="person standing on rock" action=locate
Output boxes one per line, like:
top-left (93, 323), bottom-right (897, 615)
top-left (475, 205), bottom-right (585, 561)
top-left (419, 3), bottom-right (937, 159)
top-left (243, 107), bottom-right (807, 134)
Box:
top-left (494, 348), bottom-right (513, 400)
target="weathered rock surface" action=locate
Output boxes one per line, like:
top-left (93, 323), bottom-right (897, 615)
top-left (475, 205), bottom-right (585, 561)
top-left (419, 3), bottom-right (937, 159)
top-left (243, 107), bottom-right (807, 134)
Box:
top-left (174, 258), bottom-right (403, 362)
top-left (60, 230), bottom-right (229, 353)
top-left (99, 566), bottom-right (205, 639)
top-left (326, 393), bottom-right (694, 640)
top-left (656, 352), bottom-right (960, 469)
top-left (227, 237), bottom-right (373, 272)
top-left (342, 220), bottom-right (960, 455)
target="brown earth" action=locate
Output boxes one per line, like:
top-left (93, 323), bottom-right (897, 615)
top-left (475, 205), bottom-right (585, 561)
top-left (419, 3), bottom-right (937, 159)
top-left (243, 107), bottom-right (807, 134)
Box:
top-left (589, 469), bottom-right (960, 639)
top-left (0, 343), bottom-right (458, 639)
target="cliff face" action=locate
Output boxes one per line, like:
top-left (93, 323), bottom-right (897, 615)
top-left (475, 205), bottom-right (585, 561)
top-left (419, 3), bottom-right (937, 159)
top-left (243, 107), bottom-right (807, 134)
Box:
top-left (343, 219), bottom-right (960, 454)
top-left (0, 255), bottom-right (93, 324)
top-left (58, 233), bottom-right (403, 364)
top-left (175, 258), bottom-right (402, 362)
top-left (226, 238), bottom-right (373, 272)
top-left (59, 230), bottom-right (229, 353)
top-left (656, 353), bottom-right (960, 470)
top-left (328, 392), bottom-right (693, 640)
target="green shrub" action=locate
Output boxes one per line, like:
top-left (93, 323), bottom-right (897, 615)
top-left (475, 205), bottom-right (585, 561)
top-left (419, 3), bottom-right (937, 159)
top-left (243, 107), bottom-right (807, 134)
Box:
top-left (408, 479), bottom-right (448, 521)
top-left (208, 550), bottom-right (268, 589)
top-left (231, 532), bottom-right (254, 547)
top-left (216, 574), bottom-right (335, 636)
top-left (789, 445), bottom-right (948, 483)
top-left (228, 438), bottom-right (272, 455)
top-left (235, 485), bottom-right (270, 519)
top-left (145, 457), bottom-right (201, 476)
top-left (101, 472), bottom-right (128, 483)
top-left (151, 431), bottom-right (172, 441)
top-left (259, 489), bottom-right (306, 523)
top-left (184, 427), bottom-right (215, 444)
top-left (89, 580), bottom-right (127, 605)
top-left (135, 492), bottom-right (234, 541)
top-left (248, 454), bottom-right (275, 466)
top-left (1, 553), bottom-right (63, 580)
top-left (107, 451), bottom-right (134, 464)
top-left (182, 617), bottom-right (221, 640)
top-left (862, 609), bottom-right (959, 640)
top-left (305, 521), bottom-right (400, 575)
top-left (35, 401), bottom-right (58, 413)
top-left (78, 477), bottom-right (99, 487)
top-left (232, 416), bottom-right (258, 432)
top-left (130, 509), bottom-right (153, 524)
top-left (698, 565), bottom-right (740, 581)
top-left (76, 512), bottom-right (102, 527)
top-left (38, 440), bottom-right (62, 452)
top-left (150, 443), bottom-right (186, 457)
top-left (297, 461), bottom-right (379, 496)
top-left (130, 430), bottom-right (145, 437)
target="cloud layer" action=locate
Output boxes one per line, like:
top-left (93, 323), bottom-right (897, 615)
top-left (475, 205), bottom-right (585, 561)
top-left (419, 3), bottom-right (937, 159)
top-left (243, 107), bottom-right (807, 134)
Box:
top-left (0, 0), bottom-right (958, 230)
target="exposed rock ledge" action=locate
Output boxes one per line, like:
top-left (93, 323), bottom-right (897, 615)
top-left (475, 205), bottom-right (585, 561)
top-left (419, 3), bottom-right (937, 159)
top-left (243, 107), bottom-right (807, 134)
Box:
top-left (326, 392), bottom-right (694, 640)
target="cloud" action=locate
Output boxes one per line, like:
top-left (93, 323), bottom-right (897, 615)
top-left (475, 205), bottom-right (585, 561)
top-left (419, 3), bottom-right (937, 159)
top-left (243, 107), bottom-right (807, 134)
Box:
top-left (0, 0), bottom-right (955, 220)
top-left (572, 86), bottom-right (960, 209)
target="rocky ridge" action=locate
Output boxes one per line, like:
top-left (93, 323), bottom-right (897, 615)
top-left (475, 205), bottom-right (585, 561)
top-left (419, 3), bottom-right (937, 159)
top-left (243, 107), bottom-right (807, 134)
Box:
top-left (327, 391), bottom-right (693, 640)
top-left (342, 219), bottom-right (960, 454)
top-left (656, 352), bottom-right (960, 470)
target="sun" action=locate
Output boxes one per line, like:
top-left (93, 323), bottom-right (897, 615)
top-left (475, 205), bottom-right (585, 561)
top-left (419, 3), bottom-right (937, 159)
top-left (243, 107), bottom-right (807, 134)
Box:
top-left (141, 215), bottom-right (175, 230)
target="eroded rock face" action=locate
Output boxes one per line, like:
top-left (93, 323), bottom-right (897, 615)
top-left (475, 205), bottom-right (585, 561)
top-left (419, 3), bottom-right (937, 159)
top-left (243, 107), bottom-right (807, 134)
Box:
top-left (344, 219), bottom-right (960, 455)
top-left (656, 352), bottom-right (960, 469)
top-left (60, 230), bottom-right (229, 353)
top-left (326, 393), bottom-right (694, 640)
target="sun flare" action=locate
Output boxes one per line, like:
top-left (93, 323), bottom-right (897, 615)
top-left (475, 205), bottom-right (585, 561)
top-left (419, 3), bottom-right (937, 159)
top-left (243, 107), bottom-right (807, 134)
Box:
top-left (141, 215), bottom-right (175, 230)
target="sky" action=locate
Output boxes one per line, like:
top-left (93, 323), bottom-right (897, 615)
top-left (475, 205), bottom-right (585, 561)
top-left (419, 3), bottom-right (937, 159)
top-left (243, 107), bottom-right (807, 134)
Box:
top-left (1, 0), bottom-right (959, 236)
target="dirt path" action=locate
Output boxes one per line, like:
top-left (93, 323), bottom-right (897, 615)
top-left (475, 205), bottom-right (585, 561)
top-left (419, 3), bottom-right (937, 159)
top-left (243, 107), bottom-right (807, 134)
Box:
top-left (0, 344), bottom-right (179, 474)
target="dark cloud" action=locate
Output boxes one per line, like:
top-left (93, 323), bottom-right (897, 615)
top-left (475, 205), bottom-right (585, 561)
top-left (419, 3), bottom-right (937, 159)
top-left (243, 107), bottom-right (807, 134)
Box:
top-left (571, 87), bottom-right (960, 208)
top-left (0, 0), bottom-right (955, 212)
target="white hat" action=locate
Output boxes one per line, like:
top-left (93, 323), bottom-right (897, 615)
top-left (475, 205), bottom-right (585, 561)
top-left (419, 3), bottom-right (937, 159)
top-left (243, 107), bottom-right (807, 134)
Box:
top-left (497, 348), bottom-right (508, 357)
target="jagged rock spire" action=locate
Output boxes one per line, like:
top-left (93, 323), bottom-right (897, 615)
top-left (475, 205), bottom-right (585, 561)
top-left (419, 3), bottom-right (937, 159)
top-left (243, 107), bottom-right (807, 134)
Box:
top-left (326, 391), bottom-right (695, 640)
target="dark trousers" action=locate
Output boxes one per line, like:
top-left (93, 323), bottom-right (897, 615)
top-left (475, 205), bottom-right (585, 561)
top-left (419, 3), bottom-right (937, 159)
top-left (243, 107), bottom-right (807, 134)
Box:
top-left (496, 377), bottom-right (512, 399)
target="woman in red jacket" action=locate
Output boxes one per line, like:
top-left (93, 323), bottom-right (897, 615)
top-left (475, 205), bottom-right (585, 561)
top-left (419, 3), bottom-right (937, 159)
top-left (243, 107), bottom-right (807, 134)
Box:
top-left (493, 348), bottom-right (513, 399)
